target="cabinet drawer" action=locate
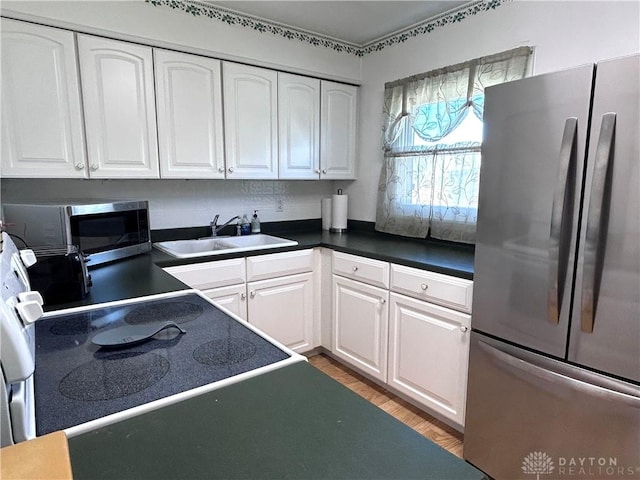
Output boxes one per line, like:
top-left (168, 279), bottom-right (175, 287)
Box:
top-left (390, 264), bottom-right (473, 313)
top-left (332, 251), bottom-right (389, 289)
top-left (246, 249), bottom-right (313, 282)
top-left (164, 258), bottom-right (245, 290)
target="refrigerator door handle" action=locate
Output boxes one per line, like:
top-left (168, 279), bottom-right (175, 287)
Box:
top-left (581, 113), bottom-right (616, 333)
top-left (478, 338), bottom-right (640, 406)
top-left (548, 117), bottom-right (578, 324)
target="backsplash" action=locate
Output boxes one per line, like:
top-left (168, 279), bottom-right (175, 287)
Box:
top-left (0, 179), bottom-right (337, 230)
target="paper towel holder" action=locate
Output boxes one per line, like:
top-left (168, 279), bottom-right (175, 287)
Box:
top-left (330, 188), bottom-right (348, 234)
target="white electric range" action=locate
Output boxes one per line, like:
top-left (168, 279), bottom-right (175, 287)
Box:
top-left (0, 233), bottom-right (304, 445)
top-left (0, 231), bottom-right (41, 446)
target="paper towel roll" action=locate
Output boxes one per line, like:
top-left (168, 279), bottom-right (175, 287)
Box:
top-left (321, 198), bottom-right (332, 230)
top-left (331, 193), bottom-right (348, 232)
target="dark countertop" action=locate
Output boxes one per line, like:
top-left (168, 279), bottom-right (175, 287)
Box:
top-left (290, 230), bottom-right (474, 279)
top-left (45, 252), bottom-right (188, 311)
top-left (46, 228), bottom-right (473, 312)
top-left (68, 361), bottom-right (486, 480)
top-left (153, 229), bottom-right (474, 279)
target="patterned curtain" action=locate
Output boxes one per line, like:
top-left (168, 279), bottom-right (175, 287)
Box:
top-left (376, 46), bottom-right (532, 243)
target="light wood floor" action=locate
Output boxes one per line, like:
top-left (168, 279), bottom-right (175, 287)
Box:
top-left (307, 353), bottom-right (464, 458)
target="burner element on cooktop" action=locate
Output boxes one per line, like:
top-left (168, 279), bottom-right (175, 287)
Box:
top-left (193, 339), bottom-right (257, 366)
top-left (59, 352), bottom-right (170, 401)
top-left (125, 302), bottom-right (204, 325)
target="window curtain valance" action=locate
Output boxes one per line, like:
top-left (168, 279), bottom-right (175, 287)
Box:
top-left (382, 46), bottom-right (533, 154)
top-left (376, 46), bottom-right (533, 243)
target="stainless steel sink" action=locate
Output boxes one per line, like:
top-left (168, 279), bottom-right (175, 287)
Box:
top-left (154, 234), bottom-right (298, 258)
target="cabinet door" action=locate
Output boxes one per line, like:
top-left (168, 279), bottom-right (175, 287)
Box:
top-left (154, 49), bottom-right (224, 178)
top-left (278, 73), bottom-right (320, 179)
top-left (223, 63), bottom-right (277, 179)
top-left (77, 35), bottom-right (159, 178)
top-left (332, 275), bottom-right (388, 381)
top-left (202, 284), bottom-right (247, 321)
top-left (320, 81), bottom-right (357, 180)
top-left (248, 272), bottom-right (314, 353)
top-left (1, 19), bottom-right (87, 178)
top-left (388, 293), bottom-right (470, 427)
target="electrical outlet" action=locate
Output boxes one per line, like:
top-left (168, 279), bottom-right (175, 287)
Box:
top-left (275, 197), bottom-right (284, 212)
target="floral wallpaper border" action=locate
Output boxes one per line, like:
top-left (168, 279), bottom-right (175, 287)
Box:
top-left (145, 0), bottom-right (510, 57)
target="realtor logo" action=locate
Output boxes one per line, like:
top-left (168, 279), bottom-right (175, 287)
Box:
top-left (522, 451), bottom-right (555, 480)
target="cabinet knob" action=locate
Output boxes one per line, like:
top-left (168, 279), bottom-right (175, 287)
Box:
top-left (380, 298), bottom-right (386, 305)
top-left (218, 166), bottom-right (225, 173)
top-left (228, 167), bottom-right (234, 173)
top-left (75, 163), bottom-right (85, 170)
top-left (90, 164), bottom-right (99, 171)
top-left (315, 169), bottom-right (321, 174)
top-left (460, 326), bottom-right (469, 333)
top-left (352, 266), bottom-right (358, 272)
top-left (249, 291), bottom-right (255, 298)
top-left (420, 283), bottom-right (428, 291)
top-left (240, 293), bottom-right (246, 300)
top-left (322, 169), bottom-right (327, 174)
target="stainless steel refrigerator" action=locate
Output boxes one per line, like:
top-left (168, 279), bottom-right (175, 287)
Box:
top-left (464, 54), bottom-right (640, 480)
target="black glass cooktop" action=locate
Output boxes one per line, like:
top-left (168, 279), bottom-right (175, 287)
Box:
top-left (34, 292), bottom-right (292, 436)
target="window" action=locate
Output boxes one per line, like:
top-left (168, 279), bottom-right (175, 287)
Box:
top-left (376, 47), bottom-right (532, 243)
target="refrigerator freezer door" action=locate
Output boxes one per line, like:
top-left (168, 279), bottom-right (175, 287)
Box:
top-left (473, 65), bottom-right (594, 358)
top-left (570, 54), bottom-right (640, 383)
top-left (464, 332), bottom-right (640, 480)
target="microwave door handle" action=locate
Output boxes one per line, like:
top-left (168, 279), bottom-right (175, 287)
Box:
top-left (581, 113), bottom-right (616, 333)
top-left (548, 117), bottom-right (578, 324)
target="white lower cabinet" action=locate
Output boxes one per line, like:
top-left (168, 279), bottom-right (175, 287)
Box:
top-left (163, 249), bottom-right (317, 353)
top-left (248, 272), bottom-right (314, 353)
top-left (164, 247), bottom-right (472, 425)
top-left (201, 284), bottom-right (247, 321)
top-left (330, 251), bottom-right (472, 429)
top-left (332, 275), bottom-right (389, 382)
top-left (388, 292), bottom-right (470, 426)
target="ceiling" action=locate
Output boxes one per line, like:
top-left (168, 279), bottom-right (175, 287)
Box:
top-left (207, 1), bottom-right (469, 46)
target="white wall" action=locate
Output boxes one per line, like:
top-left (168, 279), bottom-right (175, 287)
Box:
top-left (2, 1), bottom-right (639, 228)
top-left (0, 0), bottom-right (361, 82)
top-left (1, 178), bottom-right (331, 230)
top-left (0, 0), bottom-right (359, 229)
top-left (347, 0), bottom-right (640, 222)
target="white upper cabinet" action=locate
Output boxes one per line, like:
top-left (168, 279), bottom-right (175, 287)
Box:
top-left (222, 62), bottom-right (278, 179)
top-left (77, 35), bottom-right (159, 178)
top-left (154, 49), bottom-right (225, 179)
top-left (278, 73), bottom-right (320, 179)
top-left (1, 19), bottom-right (87, 178)
top-left (320, 81), bottom-right (358, 180)
top-left (1, 19), bottom-right (359, 181)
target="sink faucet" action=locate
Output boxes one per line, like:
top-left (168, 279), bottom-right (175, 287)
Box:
top-left (210, 214), bottom-right (240, 236)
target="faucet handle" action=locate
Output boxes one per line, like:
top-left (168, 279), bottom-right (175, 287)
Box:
top-left (211, 214), bottom-right (220, 226)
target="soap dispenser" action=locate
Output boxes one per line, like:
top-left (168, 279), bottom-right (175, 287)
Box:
top-left (251, 210), bottom-right (261, 234)
top-left (241, 214), bottom-right (251, 235)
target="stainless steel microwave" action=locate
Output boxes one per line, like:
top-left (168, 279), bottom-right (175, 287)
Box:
top-left (2, 200), bottom-right (151, 267)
